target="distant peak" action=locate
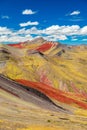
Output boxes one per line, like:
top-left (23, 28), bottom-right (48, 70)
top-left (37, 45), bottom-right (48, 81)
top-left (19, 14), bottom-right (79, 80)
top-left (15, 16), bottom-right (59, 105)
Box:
top-left (30, 37), bottom-right (46, 44)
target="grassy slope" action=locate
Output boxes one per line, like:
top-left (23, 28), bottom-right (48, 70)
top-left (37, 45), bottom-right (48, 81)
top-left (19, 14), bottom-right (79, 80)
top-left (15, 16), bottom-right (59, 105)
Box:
top-left (3, 45), bottom-right (87, 90)
top-left (1, 43), bottom-right (87, 100)
top-left (0, 89), bottom-right (87, 130)
top-left (0, 42), bottom-right (87, 129)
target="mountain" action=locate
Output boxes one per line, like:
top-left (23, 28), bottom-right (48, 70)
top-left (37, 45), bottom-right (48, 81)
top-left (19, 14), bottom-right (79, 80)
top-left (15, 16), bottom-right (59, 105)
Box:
top-left (0, 38), bottom-right (87, 130)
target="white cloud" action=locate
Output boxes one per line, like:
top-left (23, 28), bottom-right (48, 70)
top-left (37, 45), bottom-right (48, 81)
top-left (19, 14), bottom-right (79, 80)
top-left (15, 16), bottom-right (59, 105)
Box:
top-left (70, 10), bottom-right (80, 16)
top-left (0, 34), bottom-right (33, 43)
top-left (0, 26), bottom-right (12, 35)
top-left (80, 26), bottom-right (87, 35)
top-left (7, 35), bottom-right (33, 42)
top-left (0, 24), bottom-right (87, 43)
top-left (22, 9), bottom-right (36, 15)
top-left (43, 25), bottom-right (80, 36)
top-left (19, 21), bottom-right (39, 27)
top-left (1, 15), bottom-right (10, 19)
top-left (43, 35), bottom-right (67, 41)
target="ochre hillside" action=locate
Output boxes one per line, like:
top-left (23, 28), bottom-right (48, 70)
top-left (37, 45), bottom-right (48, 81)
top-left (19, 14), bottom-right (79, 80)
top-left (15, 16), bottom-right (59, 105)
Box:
top-left (0, 38), bottom-right (87, 130)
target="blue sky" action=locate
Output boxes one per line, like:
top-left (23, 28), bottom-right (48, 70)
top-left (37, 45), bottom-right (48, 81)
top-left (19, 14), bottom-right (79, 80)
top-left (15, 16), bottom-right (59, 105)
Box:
top-left (0, 0), bottom-right (87, 44)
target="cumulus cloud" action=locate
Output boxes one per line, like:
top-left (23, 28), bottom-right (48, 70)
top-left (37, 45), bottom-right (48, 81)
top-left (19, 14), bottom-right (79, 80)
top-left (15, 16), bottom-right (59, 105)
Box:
top-left (70, 10), bottom-right (80, 16)
top-left (0, 25), bottom-right (87, 43)
top-left (43, 25), bottom-right (80, 36)
top-left (80, 26), bottom-right (87, 35)
top-left (43, 35), bottom-right (67, 41)
top-left (0, 35), bottom-right (33, 43)
top-left (0, 26), bottom-right (12, 35)
top-left (22, 9), bottom-right (36, 15)
top-left (19, 21), bottom-right (39, 27)
top-left (1, 15), bottom-right (10, 19)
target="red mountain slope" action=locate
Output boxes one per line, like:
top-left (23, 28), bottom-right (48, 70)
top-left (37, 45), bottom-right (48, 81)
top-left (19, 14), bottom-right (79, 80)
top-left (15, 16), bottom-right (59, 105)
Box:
top-left (16, 79), bottom-right (87, 110)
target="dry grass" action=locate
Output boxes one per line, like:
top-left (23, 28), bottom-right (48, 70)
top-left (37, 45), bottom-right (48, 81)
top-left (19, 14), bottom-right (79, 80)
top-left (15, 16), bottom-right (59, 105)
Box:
top-left (0, 89), bottom-right (87, 130)
top-left (0, 44), bottom-right (87, 130)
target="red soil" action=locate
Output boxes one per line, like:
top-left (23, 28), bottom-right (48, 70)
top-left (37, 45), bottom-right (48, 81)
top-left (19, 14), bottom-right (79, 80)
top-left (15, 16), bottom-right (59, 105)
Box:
top-left (8, 41), bottom-right (57, 51)
top-left (36, 42), bottom-right (56, 52)
top-left (38, 71), bottom-right (53, 87)
top-left (16, 79), bottom-right (87, 109)
top-left (8, 42), bottom-right (25, 49)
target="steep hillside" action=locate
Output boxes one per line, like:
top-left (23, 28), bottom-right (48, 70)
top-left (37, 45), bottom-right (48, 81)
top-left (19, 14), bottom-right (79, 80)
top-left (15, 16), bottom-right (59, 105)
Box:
top-left (0, 38), bottom-right (87, 130)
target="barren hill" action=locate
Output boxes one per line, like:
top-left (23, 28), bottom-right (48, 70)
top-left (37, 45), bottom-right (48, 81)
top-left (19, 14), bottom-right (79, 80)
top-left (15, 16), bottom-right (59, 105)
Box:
top-left (0, 38), bottom-right (87, 130)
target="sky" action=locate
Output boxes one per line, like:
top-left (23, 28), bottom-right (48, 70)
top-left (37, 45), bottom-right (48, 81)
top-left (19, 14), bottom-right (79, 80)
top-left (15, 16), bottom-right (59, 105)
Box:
top-left (0, 0), bottom-right (87, 45)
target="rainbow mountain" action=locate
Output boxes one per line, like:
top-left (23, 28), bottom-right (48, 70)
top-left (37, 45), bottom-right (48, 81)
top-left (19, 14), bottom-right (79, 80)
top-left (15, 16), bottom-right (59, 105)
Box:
top-left (0, 38), bottom-right (87, 130)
